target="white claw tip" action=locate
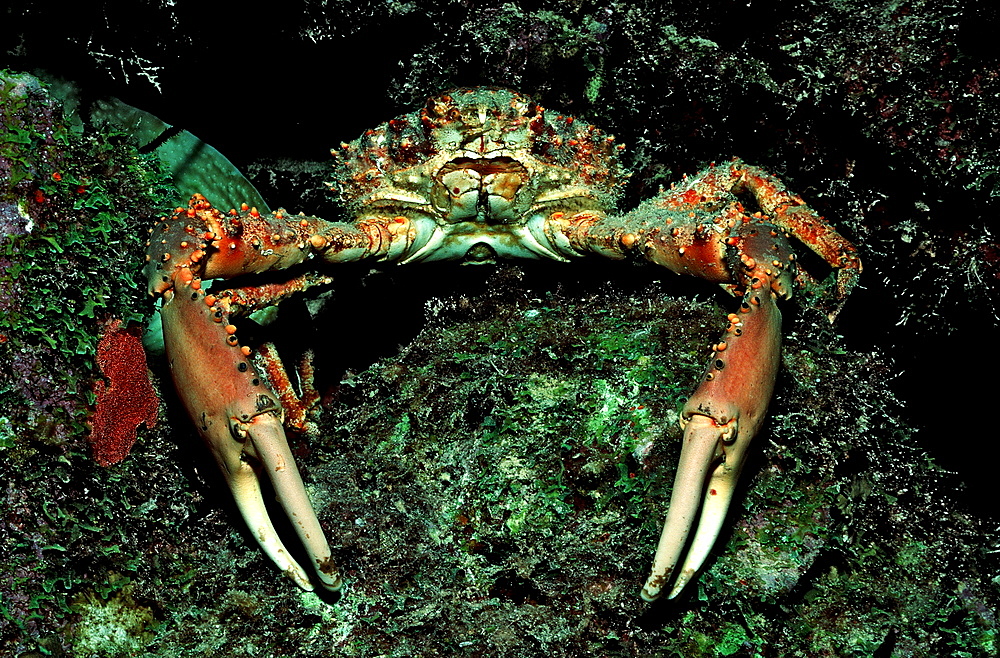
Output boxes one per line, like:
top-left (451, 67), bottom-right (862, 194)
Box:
top-left (320, 575), bottom-right (344, 593)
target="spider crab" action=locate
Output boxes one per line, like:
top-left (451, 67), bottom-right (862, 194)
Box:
top-left (144, 87), bottom-right (860, 601)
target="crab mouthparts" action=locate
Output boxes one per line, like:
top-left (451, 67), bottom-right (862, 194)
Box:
top-left (463, 242), bottom-right (498, 264)
top-left (436, 157), bottom-right (528, 225)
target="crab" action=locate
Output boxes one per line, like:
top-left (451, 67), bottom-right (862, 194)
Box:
top-left (144, 87), bottom-right (860, 601)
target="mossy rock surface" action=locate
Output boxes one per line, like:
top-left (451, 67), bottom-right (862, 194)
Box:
top-left (1, 52), bottom-right (997, 658)
top-left (38, 263), bottom-right (976, 658)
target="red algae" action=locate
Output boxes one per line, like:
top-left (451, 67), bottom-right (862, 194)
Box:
top-left (89, 320), bottom-right (159, 466)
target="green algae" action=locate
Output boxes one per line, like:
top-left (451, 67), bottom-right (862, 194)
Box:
top-left (100, 268), bottom-right (974, 657)
top-left (70, 581), bottom-right (156, 657)
top-left (0, 70), bottom-right (177, 655)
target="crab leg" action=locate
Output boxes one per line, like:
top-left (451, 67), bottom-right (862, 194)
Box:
top-left (158, 279), bottom-right (342, 591)
top-left (642, 285), bottom-right (781, 600)
top-left (545, 162), bottom-right (837, 599)
top-left (637, 212), bottom-right (791, 600)
top-left (145, 195), bottom-right (413, 591)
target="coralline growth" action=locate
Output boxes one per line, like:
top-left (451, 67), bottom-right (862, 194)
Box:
top-left (89, 320), bottom-right (159, 466)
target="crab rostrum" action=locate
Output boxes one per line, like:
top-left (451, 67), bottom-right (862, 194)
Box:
top-left (144, 88), bottom-right (860, 601)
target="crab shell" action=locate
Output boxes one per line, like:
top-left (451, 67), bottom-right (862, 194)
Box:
top-left (330, 88), bottom-right (629, 264)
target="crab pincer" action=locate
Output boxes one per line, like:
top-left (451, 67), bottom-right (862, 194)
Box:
top-left (144, 197), bottom-right (353, 592)
top-left (548, 159), bottom-right (857, 599)
top-left (641, 266), bottom-right (784, 600)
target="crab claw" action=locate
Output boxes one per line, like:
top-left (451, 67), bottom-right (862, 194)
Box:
top-left (641, 285), bottom-right (781, 601)
top-left (159, 281), bottom-right (342, 593)
top-left (225, 407), bottom-right (343, 593)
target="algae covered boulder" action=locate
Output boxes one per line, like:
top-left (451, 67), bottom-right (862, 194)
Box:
top-left (2, 0), bottom-right (999, 648)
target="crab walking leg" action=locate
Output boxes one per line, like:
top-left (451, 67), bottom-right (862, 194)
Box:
top-left (641, 288), bottom-right (781, 601)
top-left (674, 159), bottom-right (862, 291)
